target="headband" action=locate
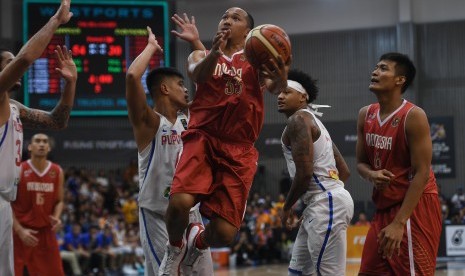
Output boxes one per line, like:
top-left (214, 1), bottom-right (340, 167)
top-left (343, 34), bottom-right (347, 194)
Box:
top-left (286, 80), bottom-right (331, 117)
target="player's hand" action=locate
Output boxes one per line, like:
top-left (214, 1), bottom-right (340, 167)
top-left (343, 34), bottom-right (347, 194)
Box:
top-left (378, 220), bottom-right (404, 259)
top-left (50, 215), bottom-right (62, 232)
top-left (19, 228), bottom-right (39, 247)
top-left (211, 30), bottom-right (230, 57)
top-left (55, 45), bottom-right (77, 83)
top-left (281, 207), bottom-right (294, 230)
top-left (260, 55), bottom-right (288, 94)
top-left (369, 169), bottom-right (395, 191)
top-left (171, 13), bottom-right (200, 43)
top-left (53, 0), bottom-right (73, 25)
top-left (146, 26), bottom-right (163, 53)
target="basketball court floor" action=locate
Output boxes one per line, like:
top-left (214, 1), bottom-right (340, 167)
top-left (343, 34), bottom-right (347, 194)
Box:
top-left (215, 261), bottom-right (465, 275)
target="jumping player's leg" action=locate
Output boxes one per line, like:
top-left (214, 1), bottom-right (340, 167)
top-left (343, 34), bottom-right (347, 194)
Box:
top-left (188, 207), bottom-right (213, 276)
top-left (165, 193), bottom-right (197, 245)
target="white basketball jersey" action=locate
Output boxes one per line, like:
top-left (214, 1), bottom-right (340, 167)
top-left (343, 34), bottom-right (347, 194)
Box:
top-left (282, 109), bottom-right (343, 200)
top-left (0, 104), bottom-right (23, 201)
top-left (138, 111), bottom-right (188, 214)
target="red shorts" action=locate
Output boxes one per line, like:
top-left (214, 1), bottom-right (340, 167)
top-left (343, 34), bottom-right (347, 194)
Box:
top-left (171, 130), bottom-right (258, 229)
top-left (359, 193), bottom-right (442, 276)
top-left (13, 226), bottom-right (64, 276)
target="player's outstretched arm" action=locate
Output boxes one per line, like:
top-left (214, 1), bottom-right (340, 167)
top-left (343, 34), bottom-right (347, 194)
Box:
top-left (126, 26), bottom-right (162, 150)
top-left (281, 112), bottom-right (314, 230)
top-left (11, 45), bottom-right (76, 130)
top-left (188, 30), bottom-right (229, 83)
top-left (0, 0), bottom-right (72, 94)
top-left (171, 13), bottom-right (206, 51)
top-left (260, 55), bottom-right (289, 95)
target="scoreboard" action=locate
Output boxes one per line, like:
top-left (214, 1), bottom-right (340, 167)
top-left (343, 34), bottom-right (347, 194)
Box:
top-left (23, 0), bottom-right (170, 116)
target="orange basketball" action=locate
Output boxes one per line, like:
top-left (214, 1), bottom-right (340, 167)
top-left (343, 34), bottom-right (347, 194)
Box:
top-left (244, 24), bottom-right (291, 69)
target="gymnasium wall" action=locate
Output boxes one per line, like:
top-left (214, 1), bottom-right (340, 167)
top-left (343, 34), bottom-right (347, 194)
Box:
top-left (1, 0), bottom-right (464, 201)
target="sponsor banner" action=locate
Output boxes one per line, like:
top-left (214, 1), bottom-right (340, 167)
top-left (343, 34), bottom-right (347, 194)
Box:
top-left (445, 225), bottom-right (465, 256)
top-left (346, 225), bottom-right (370, 259)
top-left (23, 125), bottom-right (137, 165)
top-left (429, 117), bottom-right (455, 178)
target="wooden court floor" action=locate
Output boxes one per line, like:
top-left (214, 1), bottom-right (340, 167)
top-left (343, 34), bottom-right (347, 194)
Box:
top-left (215, 262), bottom-right (465, 276)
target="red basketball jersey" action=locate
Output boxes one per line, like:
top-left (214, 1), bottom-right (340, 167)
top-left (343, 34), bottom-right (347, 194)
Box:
top-left (363, 100), bottom-right (437, 210)
top-left (188, 50), bottom-right (265, 144)
top-left (12, 160), bottom-right (62, 229)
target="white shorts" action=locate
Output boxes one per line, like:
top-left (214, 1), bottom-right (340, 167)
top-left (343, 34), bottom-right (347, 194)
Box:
top-left (289, 187), bottom-right (354, 276)
top-left (139, 205), bottom-right (213, 276)
top-left (0, 197), bottom-right (14, 276)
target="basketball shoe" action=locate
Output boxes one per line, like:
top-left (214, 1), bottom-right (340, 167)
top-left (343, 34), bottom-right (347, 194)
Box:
top-left (158, 237), bottom-right (187, 276)
top-left (182, 223), bottom-right (206, 271)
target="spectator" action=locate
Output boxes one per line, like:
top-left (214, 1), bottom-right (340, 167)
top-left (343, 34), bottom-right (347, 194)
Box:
top-left (354, 212), bottom-right (371, 226)
top-left (451, 187), bottom-right (465, 212)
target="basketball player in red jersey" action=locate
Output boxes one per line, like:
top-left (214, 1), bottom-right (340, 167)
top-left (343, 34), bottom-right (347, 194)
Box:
top-left (0, 1), bottom-right (74, 274)
top-left (356, 53), bottom-right (441, 275)
top-left (11, 133), bottom-right (65, 275)
top-left (159, 7), bottom-right (289, 275)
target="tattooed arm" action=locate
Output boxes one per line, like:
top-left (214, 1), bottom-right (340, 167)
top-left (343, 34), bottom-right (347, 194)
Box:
top-left (11, 45), bottom-right (77, 130)
top-left (281, 111), bottom-right (314, 229)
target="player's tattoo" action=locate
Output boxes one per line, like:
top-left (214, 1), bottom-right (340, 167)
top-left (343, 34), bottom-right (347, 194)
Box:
top-left (16, 102), bottom-right (71, 129)
top-left (287, 114), bottom-right (312, 162)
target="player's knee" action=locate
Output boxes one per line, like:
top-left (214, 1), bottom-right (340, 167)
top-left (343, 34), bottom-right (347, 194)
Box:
top-left (168, 193), bottom-right (195, 213)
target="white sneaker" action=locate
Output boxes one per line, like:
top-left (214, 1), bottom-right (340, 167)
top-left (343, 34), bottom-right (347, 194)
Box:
top-left (182, 223), bottom-right (205, 268)
top-left (158, 239), bottom-right (186, 276)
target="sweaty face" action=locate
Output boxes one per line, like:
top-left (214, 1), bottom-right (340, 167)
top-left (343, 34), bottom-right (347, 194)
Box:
top-left (277, 87), bottom-right (307, 115)
top-left (28, 134), bottom-right (51, 158)
top-left (218, 7), bottom-right (250, 41)
top-left (0, 51), bottom-right (22, 91)
top-left (369, 60), bottom-right (404, 93)
top-left (165, 76), bottom-right (189, 109)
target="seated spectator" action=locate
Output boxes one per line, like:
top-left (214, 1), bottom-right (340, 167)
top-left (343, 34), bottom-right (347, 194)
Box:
top-left (451, 187), bottom-right (465, 213)
top-left (231, 231), bottom-right (255, 267)
top-left (354, 212), bottom-right (371, 227)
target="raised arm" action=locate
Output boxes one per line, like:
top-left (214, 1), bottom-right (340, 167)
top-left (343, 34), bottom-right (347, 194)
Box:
top-left (11, 45), bottom-right (76, 129)
top-left (260, 55), bottom-right (291, 95)
top-left (126, 26), bottom-right (162, 151)
top-left (187, 30), bottom-right (229, 83)
top-left (281, 112), bottom-right (314, 229)
top-left (171, 13), bottom-right (206, 51)
top-left (0, 0), bottom-right (72, 94)
top-left (333, 142), bottom-right (350, 182)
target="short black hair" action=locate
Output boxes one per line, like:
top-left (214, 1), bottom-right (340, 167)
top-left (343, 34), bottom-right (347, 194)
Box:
top-left (245, 11), bottom-right (254, 29)
top-left (145, 67), bottom-right (184, 97)
top-left (379, 52), bottom-right (416, 94)
top-left (287, 69), bottom-right (319, 103)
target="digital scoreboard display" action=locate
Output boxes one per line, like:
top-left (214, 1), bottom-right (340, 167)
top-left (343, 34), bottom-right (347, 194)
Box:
top-left (23, 0), bottom-right (170, 116)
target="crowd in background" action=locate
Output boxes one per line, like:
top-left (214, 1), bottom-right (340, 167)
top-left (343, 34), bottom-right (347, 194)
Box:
top-left (55, 163), bottom-right (463, 275)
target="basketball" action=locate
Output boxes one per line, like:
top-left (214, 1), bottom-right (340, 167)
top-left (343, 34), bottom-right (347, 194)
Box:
top-left (244, 24), bottom-right (291, 69)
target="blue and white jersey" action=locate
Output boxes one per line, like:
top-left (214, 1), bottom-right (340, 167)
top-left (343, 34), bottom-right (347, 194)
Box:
top-left (138, 111), bottom-right (188, 215)
top-left (281, 108), bottom-right (343, 201)
top-left (0, 104), bottom-right (23, 201)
